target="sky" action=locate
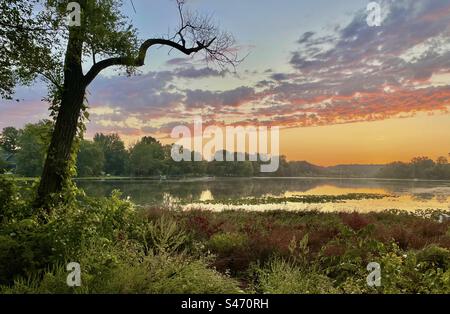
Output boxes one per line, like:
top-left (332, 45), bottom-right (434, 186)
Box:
top-left (1, 0), bottom-right (450, 166)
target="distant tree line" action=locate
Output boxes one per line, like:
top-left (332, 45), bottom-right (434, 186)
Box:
top-left (377, 156), bottom-right (450, 180)
top-left (0, 121), bottom-right (264, 177)
top-left (1, 121), bottom-right (449, 179)
top-left (0, 121), bottom-right (53, 177)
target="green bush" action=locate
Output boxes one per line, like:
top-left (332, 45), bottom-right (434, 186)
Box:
top-left (143, 215), bottom-right (188, 255)
top-left (416, 245), bottom-right (450, 270)
top-left (1, 252), bottom-right (242, 294)
top-left (251, 258), bottom-right (339, 294)
top-left (0, 184), bottom-right (242, 294)
top-left (376, 247), bottom-right (450, 294)
top-left (42, 190), bottom-right (144, 262)
top-left (208, 232), bottom-right (248, 254)
top-left (0, 183), bottom-right (145, 286)
top-left (93, 254), bottom-right (242, 294)
top-left (0, 178), bottom-right (34, 223)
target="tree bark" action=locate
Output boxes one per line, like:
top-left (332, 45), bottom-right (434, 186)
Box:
top-left (35, 83), bottom-right (85, 209)
top-left (35, 27), bottom-right (85, 210)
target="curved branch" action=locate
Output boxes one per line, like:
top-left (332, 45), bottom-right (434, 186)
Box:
top-left (84, 37), bottom-right (215, 86)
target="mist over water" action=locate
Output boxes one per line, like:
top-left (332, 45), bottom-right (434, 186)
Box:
top-left (77, 177), bottom-right (450, 212)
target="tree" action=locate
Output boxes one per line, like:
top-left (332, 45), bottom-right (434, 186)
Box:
top-left (129, 136), bottom-right (165, 176)
top-left (0, 127), bottom-right (20, 154)
top-left (15, 120), bottom-right (53, 177)
top-left (76, 140), bottom-right (105, 177)
top-left (411, 156), bottom-right (435, 178)
top-left (0, 148), bottom-right (7, 173)
top-left (234, 161), bottom-right (254, 177)
top-left (433, 156), bottom-right (450, 180)
top-left (0, 0), bottom-right (58, 99)
top-left (436, 156), bottom-right (448, 165)
top-left (1, 0), bottom-right (238, 208)
top-left (378, 161), bottom-right (411, 179)
top-left (93, 133), bottom-right (128, 176)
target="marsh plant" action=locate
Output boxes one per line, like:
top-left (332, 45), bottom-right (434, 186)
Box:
top-left (1, 178), bottom-right (450, 293)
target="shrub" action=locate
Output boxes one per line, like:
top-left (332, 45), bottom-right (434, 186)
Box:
top-left (0, 264), bottom-right (74, 294)
top-left (340, 212), bottom-right (371, 231)
top-left (250, 258), bottom-right (339, 294)
top-left (416, 245), bottom-right (450, 270)
top-left (184, 211), bottom-right (224, 239)
top-left (96, 254), bottom-right (242, 294)
top-left (0, 229), bottom-right (52, 285)
top-left (0, 188), bottom-right (144, 285)
top-left (377, 246), bottom-right (450, 294)
top-left (208, 232), bottom-right (248, 254)
top-left (0, 178), bottom-right (34, 224)
top-left (1, 253), bottom-right (242, 294)
top-left (143, 215), bottom-right (188, 255)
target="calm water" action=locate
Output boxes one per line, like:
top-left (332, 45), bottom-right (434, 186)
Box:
top-left (76, 177), bottom-right (450, 212)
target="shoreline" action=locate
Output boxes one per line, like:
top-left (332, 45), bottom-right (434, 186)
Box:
top-left (4, 175), bottom-right (449, 183)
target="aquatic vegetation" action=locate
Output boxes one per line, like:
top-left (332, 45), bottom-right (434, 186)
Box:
top-left (191, 193), bottom-right (392, 206)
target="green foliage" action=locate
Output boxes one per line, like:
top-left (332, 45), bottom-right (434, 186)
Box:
top-left (143, 215), bottom-right (188, 255)
top-left (0, 178), bottom-right (143, 286)
top-left (6, 121), bottom-right (448, 180)
top-left (0, 178), bottom-right (50, 284)
top-left (0, 151), bottom-right (7, 174)
top-left (416, 245), bottom-right (450, 270)
top-left (246, 243), bottom-right (450, 294)
top-left (0, 127), bottom-right (19, 154)
top-left (0, 177), bottom-right (34, 223)
top-left (93, 133), bottom-right (128, 176)
top-left (0, 0), bottom-right (58, 99)
top-left (208, 232), bottom-right (248, 254)
top-left (15, 120), bottom-right (53, 177)
top-left (250, 258), bottom-right (339, 294)
top-left (0, 179), bottom-right (242, 293)
top-left (128, 136), bottom-right (166, 176)
top-left (374, 247), bottom-right (450, 294)
top-left (76, 140), bottom-right (105, 177)
top-left (1, 177), bottom-right (450, 294)
top-left (92, 253), bottom-right (241, 294)
top-left (1, 0), bottom-right (138, 99)
top-left (1, 253), bottom-right (242, 294)
top-left (195, 193), bottom-right (389, 206)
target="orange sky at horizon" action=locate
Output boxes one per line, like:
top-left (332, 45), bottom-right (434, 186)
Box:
top-left (136, 111), bottom-right (450, 167)
top-left (280, 111), bottom-right (450, 166)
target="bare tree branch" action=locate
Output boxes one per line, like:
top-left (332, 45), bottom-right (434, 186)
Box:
top-left (84, 37), bottom-right (216, 85)
top-left (84, 0), bottom-right (240, 86)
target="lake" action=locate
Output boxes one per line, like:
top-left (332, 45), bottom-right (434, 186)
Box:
top-left (76, 177), bottom-right (450, 212)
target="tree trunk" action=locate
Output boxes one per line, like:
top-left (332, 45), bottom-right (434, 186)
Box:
top-left (35, 27), bottom-right (85, 210)
top-left (35, 82), bottom-right (85, 209)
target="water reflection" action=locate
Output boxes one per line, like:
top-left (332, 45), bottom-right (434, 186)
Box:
top-left (76, 177), bottom-right (450, 211)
